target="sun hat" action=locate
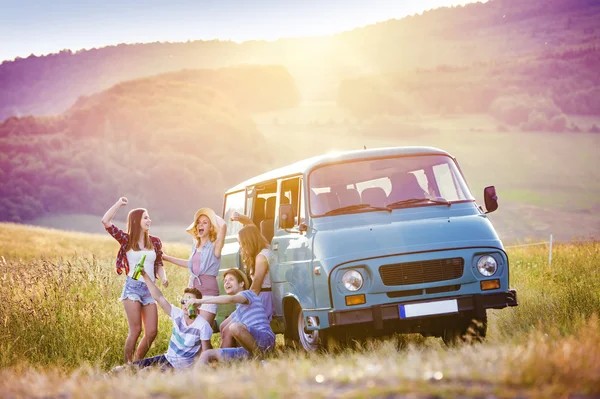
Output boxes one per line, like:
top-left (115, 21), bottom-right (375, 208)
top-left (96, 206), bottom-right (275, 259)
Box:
top-left (186, 207), bottom-right (218, 236)
top-left (223, 268), bottom-right (250, 290)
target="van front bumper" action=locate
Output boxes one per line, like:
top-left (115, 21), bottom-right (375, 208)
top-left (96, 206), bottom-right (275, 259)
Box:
top-left (326, 290), bottom-right (517, 329)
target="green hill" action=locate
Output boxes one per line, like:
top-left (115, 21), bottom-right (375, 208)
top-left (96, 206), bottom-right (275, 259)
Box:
top-left (0, 65), bottom-right (299, 223)
top-left (338, 46), bottom-right (600, 131)
top-left (1, 0), bottom-right (599, 119)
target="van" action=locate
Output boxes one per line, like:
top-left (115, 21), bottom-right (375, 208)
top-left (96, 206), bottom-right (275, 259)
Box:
top-left (217, 146), bottom-right (518, 350)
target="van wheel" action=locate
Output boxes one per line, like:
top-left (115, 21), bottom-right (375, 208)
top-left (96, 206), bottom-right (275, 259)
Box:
top-left (292, 304), bottom-right (335, 352)
top-left (442, 312), bottom-right (487, 346)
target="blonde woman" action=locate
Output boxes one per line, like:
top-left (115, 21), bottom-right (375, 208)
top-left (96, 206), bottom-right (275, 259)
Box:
top-left (220, 212), bottom-right (275, 347)
top-left (101, 197), bottom-right (168, 363)
top-left (163, 208), bottom-right (226, 327)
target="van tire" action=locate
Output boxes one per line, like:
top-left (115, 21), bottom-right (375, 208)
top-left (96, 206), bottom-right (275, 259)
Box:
top-left (292, 304), bottom-right (337, 352)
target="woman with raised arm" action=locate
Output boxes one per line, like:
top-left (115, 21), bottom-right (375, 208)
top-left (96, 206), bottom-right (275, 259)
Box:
top-left (219, 211), bottom-right (275, 347)
top-left (162, 208), bottom-right (226, 327)
top-left (101, 197), bottom-right (168, 363)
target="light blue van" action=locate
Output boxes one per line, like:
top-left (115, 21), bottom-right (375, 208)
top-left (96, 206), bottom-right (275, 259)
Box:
top-left (218, 146), bottom-right (518, 350)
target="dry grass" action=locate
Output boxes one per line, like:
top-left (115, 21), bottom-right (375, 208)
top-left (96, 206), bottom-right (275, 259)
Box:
top-left (1, 320), bottom-right (599, 398)
top-left (1, 223), bottom-right (599, 398)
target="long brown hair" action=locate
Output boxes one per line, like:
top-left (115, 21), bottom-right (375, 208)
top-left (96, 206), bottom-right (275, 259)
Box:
top-left (238, 224), bottom-right (269, 278)
top-left (124, 208), bottom-right (153, 252)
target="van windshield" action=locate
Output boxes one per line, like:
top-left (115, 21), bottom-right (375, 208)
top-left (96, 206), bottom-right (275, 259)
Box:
top-left (308, 155), bottom-right (474, 217)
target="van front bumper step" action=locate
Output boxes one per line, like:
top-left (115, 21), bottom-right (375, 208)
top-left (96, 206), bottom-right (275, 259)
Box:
top-left (327, 290), bottom-right (517, 328)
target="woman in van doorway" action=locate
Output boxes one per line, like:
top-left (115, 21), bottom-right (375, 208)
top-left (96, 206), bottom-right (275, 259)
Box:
top-left (101, 197), bottom-right (168, 363)
top-left (162, 208), bottom-right (227, 327)
top-left (220, 212), bottom-right (275, 347)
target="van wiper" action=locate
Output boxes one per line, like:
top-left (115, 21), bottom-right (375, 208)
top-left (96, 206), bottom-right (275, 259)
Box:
top-left (324, 203), bottom-right (392, 216)
top-left (387, 197), bottom-right (451, 209)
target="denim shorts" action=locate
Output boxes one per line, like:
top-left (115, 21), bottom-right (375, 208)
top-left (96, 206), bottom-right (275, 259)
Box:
top-left (219, 325), bottom-right (275, 361)
top-left (120, 276), bottom-right (156, 305)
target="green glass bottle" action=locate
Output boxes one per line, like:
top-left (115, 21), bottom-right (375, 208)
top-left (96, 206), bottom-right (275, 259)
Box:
top-left (187, 304), bottom-right (197, 319)
top-left (131, 254), bottom-right (147, 280)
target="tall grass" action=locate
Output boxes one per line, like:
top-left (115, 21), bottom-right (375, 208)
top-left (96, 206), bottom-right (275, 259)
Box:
top-left (1, 319), bottom-right (599, 398)
top-left (491, 241), bottom-right (600, 339)
top-left (1, 223), bottom-right (599, 397)
top-left (0, 223), bottom-right (192, 369)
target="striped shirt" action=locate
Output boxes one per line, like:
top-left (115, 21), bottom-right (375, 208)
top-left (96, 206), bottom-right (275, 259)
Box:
top-left (165, 307), bottom-right (212, 369)
top-left (231, 290), bottom-right (274, 337)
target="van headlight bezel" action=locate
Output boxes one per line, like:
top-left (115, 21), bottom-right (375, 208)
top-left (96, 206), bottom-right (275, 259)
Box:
top-left (342, 270), bottom-right (364, 292)
top-left (476, 255), bottom-right (498, 277)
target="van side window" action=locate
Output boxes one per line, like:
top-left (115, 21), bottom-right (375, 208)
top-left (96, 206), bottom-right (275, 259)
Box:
top-left (255, 181), bottom-right (278, 243)
top-left (223, 190), bottom-right (245, 236)
top-left (280, 177), bottom-right (301, 227)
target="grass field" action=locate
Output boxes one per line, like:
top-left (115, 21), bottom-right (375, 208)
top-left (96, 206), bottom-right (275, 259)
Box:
top-left (0, 222), bottom-right (599, 398)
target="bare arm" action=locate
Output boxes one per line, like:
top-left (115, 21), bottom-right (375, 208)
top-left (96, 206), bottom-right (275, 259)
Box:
top-left (101, 197), bottom-right (128, 228)
top-left (162, 253), bottom-right (189, 269)
top-left (230, 211), bottom-right (254, 226)
top-left (157, 265), bottom-right (168, 288)
top-left (249, 254), bottom-right (269, 296)
top-left (201, 340), bottom-right (213, 352)
top-left (141, 271), bottom-right (171, 315)
top-left (189, 293), bottom-right (248, 306)
top-left (213, 216), bottom-right (227, 259)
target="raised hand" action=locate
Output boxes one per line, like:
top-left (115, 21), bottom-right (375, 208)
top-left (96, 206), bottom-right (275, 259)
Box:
top-left (118, 197), bottom-right (128, 206)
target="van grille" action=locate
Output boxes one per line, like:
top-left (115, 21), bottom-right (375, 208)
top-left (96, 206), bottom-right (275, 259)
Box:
top-left (379, 258), bottom-right (464, 286)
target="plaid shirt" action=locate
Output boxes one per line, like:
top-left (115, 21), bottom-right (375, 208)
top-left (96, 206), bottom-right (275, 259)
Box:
top-left (105, 224), bottom-right (163, 277)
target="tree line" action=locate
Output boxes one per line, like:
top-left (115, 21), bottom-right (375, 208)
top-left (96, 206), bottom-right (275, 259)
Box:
top-left (337, 46), bottom-right (600, 131)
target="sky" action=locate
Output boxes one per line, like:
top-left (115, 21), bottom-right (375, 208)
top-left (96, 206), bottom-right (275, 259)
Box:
top-left (0, 0), bottom-right (479, 62)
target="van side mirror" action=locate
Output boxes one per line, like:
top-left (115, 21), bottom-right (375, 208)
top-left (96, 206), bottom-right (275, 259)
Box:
top-left (483, 186), bottom-right (498, 214)
top-left (279, 203), bottom-right (295, 229)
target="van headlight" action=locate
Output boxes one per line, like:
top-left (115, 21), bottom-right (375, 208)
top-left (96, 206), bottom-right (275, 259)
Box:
top-left (342, 270), bottom-right (364, 292)
top-left (476, 255), bottom-right (498, 276)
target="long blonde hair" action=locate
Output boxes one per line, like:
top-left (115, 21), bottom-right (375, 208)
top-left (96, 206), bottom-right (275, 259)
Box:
top-left (191, 215), bottom-right (217, 246)
top-left (238, 225), bottom-right (269, 278)
top-left (125, 208), bottom-right (153, 252)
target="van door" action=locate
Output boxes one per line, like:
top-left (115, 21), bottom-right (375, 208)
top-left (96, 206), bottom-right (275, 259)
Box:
top-left (217, 189), bottom-right (246, 323)
top-left (271, 176), bottom-right (315, 313)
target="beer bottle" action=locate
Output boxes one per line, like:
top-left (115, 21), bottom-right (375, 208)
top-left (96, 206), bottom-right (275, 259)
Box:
top-left (187, 304), bottom-right (197, 319)
top-left (131, 254), bottom-right (147, 280)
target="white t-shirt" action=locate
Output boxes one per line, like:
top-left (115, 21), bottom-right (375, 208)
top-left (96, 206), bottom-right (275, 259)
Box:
top-left (165, 307), bottom-right (213, 368)
top-left (126, 249), bottom-right (156, 282)
top-left (258, 248), bottom-right (275, 288)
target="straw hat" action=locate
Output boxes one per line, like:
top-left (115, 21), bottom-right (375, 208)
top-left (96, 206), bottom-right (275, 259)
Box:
top-left (186, 207), bottom-right (218, 236)
top-left (223, 268), bottom-right (250, 290)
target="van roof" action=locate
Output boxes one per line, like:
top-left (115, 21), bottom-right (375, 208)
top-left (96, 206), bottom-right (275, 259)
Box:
top-left (225, 146), bottom-right (451, 193)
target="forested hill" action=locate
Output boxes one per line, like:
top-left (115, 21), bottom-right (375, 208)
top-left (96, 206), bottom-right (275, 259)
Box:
top-left (1, 0), bottom-right (599, 120)
top-left (337, 46), bottom-right (600, 132)
top-left (0, 65), bottom-right (300, 223)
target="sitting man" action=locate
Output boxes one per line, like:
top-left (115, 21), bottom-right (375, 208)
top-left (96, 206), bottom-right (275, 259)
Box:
top-left (387, 172), bottom-right (429, 204)
top-left (114, 269), bottom-right (213, 371)
top-left (193, 268), bottom-right (275, 364)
